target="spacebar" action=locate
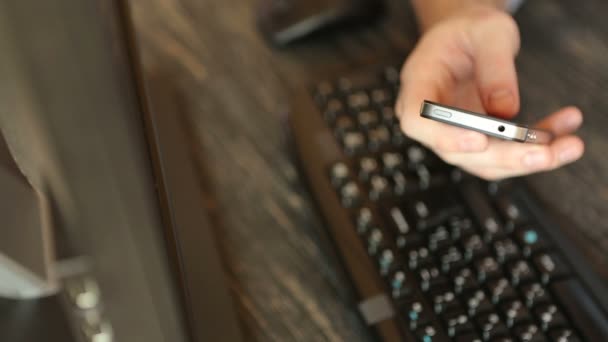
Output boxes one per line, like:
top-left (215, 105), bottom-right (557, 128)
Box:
top-left (551, 278), bottom-right (608, 341)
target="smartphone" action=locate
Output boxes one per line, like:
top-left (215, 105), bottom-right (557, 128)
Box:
top-left (420, 100), bottom-right (553, 144)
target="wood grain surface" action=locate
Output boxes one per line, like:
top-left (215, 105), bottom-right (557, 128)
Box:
top-left (129, 0), bottom-right (608, 340)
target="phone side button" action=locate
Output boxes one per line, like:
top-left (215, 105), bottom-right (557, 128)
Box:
top-left (433, 109), bottom-right (452, 118)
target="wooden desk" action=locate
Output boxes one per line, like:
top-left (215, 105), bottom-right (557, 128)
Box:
top-left (130, 0), bottom-right (608, 340)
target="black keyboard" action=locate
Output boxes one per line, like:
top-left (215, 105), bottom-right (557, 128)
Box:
top-left (287, 65), bottom-right (608, 342)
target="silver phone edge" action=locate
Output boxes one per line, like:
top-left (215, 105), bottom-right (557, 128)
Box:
top-left (420, 101), bottom-right (532, 143)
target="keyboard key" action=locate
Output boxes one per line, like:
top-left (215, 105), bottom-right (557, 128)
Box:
top-left (534, 304), bottom-right (566, 331)
top-left (342, 131), bottom-right (366, 155)
top-left (339, 181), bottom-right (361, 208)
top-left (314, 81), bottom-right (335, 103)
top-left (513, 323), bottom-right (546, 342)
top-left (493, 194), bottom-right (529, 229)
top-left (389, 269), bottom-right (415, 301)
top-left (521, 283), bottom-right (551, 308)
top-left (460, 181), bottom-right (505, 242)
top-left (330, 162), bottom-right (350, 187)
top-left (454, 332), bottom-right (482, 342)
top-left (501, 300), bottom-right (532, 327)
top-left (419, 266), bottom-right (448, 292)
top-left (396, 232), bottom-right (425, 251)
top-left (438, 246), bottom-right (466, 273)
top-left (404, 299), bottom-right (433, 330)
top-left (443, 311), bottom-right (474, 337)
top-left (493, 238), bottom-right (521, 264)
top-left (462, 234), bottom-right (489, 261)
top-left (358, 156), bottom-right (379, 181)
top-left (383, 66), bottom-right (400, 84)
top-left (366, 228), bottom-right (384, 255)
top-left (369, 174), bottom-right (391, 201)
top-left (476, 313), bottom-right (509, 341)
top-left (391, 124), bottom-right (408, 146)
top-left (347, 91), bottom-right (370, 109)
top-left (407, 247), bottom-right (433, 270)
top-left (386, 206), bottom-right (411, 234)
top-left (549, 328), bottom-right (581, 342)
top-left (475, 256), bottom-right (502, 283)
top-left (428, 225), bottom-right (451, 252)
top-left (551, 278), bottom-right (608, 341)
top-left (323, 98), bottom-right (345, 122)
top-left (381, 106), bottom-right (397, 124)
top-left (533, 253), bottom-right (570, 284)
top-left (357, 110), bottom-right (379, 129)
top-left (487, 278), bottom-right (517, 305)
top-left (415, 322), bottom-right (450, 342)
top-left (447, 216), bottom-right (476, 240)
top-left (514, 227), bottom-right (549, 257)
top-left (381, 152), bottom-right (404, 173)
top-left (391, 170), bottom-right (414, 196)
top-left (432, 289), bottom-right (461, 315)
top-left (377, 248), bottom-right (397, 276)
top-left (507, 260), bottom-right (536, 286)
top-left (464, 290), bottom-right (493, 317)
top-left (333, 115), bottom-right (356, 136)
top-left (370, 88), bottom-right (392, 104)
top-left (409, 192), bottom-right (462, 231)
top-left (355, 207), bottom-right (373, 234)
top-left (367, 125), bottom-right (391, 151)
top-left (453, 268), bottom-right (479, 294)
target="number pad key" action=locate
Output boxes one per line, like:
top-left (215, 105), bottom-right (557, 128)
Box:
top-left (443, 311), bottom-right (474, 338)
top-left (415, 321), bottom-right (449, 342)
top-left (388, 269), bottom-right (415, 302)
top-left (428, 225), bottom-right (452, 252)
top-left (487, 278), bottom-right (517, 305)
top-left (438, 246), bottom-right (466, 273)
top-left (513, 323), bottom-right (546, 342)
top-left (464, 290), bottom-right (493, 317)
top-left (501, 300), bottom-right (532, 328)
top-left (521, 283), bottom-right (551, 308)
top-left (493, 238), bottom-right (521, 264)
top-left (453, 268), bottom-right (479, 294)
top-left (407, 247), bottom-right (433, 270)
top-left (533, 253), bottom-right (571, 285)
top-left (418, 266), bottom-right (448, 292)
top-left (462, 234), bottom-right (489, 261)
top-left (534, 304), bottom-right (567, 331)
top-left (515, 227), bottom-right (549, 257)
top-left (404, 299), bottom-right (433, 330)
top-left (476, 313), bottom-right (509, 341)
top-left (431, 290), bottom-right (460, 315)
top-left (475, 256), bottom-right (502, 283)
top-left (367, 125), bottom-right (391, 151)
top-left (549, 329), bottom-right (581, 342)
top-left (507, 260), bottom-right (537, 286)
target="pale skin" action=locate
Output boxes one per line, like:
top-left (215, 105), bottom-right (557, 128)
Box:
top-left (397, 0), bottom-right (585, 180)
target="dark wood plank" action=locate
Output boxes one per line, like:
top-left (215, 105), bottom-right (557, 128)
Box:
top-left (130, 0), bottom-right (608, 340)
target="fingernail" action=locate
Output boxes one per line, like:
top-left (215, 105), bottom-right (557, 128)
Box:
top-left (489, 89), bottom-right (514, 111)
top-left (559, 147), bottom-right (581, 163)
top-left (563, 112), bottom-right (583, 130)
top-left (522, 151), bottom-right (549, 168)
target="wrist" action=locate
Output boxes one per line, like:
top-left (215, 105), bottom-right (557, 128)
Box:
top-left (412, 0), bottom-right (507, 32)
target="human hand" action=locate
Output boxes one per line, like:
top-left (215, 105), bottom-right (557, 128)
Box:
top-left (395, 6), bottom-right (584, 180)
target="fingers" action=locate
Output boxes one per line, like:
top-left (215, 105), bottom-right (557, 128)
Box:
top-left (469, 13), bottom-right (521, 118)
top-left (397, 58), bottom-right (489, 154)
top-left (398, 80), bottom-right (489, 153)
top-left (535, 106), bottom-right (583, 135)
top-left (451, 134), bottom-right (584, 171)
